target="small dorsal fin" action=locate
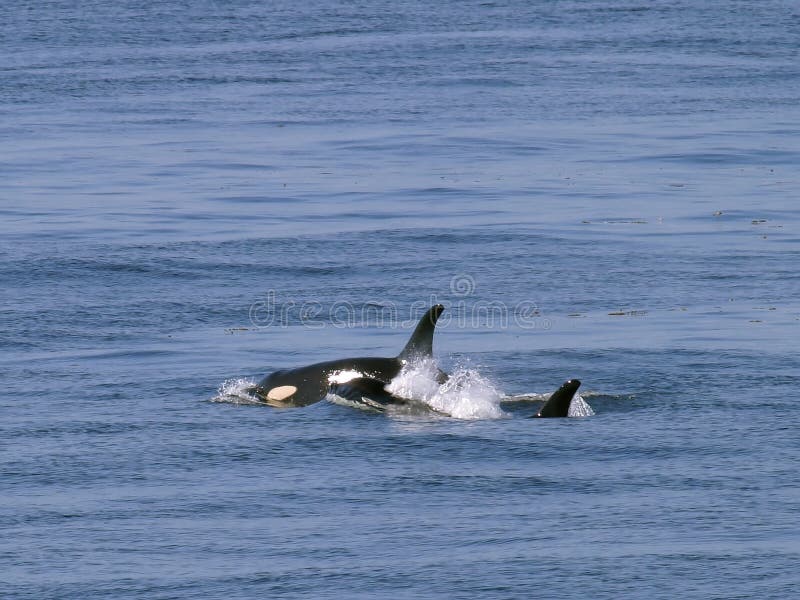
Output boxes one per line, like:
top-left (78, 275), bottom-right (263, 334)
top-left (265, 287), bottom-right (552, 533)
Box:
top-left (398, 304), bottom-right (445, 361)
top-left (533, 380), bottom-right (581, 418)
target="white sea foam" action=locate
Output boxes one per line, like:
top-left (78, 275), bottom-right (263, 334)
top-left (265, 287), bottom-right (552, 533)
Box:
top-left (212, 377), bottom-right (262, 405)
top-left (567, 393), bottom-right (595, 417)
top-left (387, 359), bottom-right (506, 420)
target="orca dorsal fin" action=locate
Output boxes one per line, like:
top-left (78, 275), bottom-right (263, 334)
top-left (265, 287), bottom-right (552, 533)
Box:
top-left (398, 304), bottom-right (445, 361)
top-left (533, 380), bottom-right (581, 418)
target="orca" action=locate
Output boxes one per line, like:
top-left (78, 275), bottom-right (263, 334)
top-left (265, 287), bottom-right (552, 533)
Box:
top-left (530, 379), bottom-right (582, 418)
top-left (248, 304), bottom-right (446, 408)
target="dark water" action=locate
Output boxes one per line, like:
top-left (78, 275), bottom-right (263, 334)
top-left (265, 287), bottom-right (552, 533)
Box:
top-left (2, 1), bottom-right (799, 598)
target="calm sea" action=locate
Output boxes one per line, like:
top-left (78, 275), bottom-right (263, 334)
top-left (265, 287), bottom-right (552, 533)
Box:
top-left (2, 1), bottom-right (799, 598)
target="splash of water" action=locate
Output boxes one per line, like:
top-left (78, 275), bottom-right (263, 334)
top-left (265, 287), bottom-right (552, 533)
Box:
top-left (568, 393), bottom-right (595, 417)
top-left (387, 359), bottom-right (506, 420)
top-left (212, 378), bottom-right (262, 405)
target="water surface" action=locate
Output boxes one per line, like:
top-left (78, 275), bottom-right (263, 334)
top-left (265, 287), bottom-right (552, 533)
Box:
top-left (2, 1), bottom-right (799, 598)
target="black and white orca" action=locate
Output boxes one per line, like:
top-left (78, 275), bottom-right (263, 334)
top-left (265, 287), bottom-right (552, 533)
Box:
top-left (249, 305), bottom-right (445, 408)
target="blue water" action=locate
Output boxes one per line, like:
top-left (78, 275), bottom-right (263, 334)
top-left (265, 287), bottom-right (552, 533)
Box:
top-left (2, 1), bottom-right (799, 598)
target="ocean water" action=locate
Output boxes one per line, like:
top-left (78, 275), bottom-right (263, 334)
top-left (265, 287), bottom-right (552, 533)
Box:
top-left (2, 1), bottom-right (799, 598)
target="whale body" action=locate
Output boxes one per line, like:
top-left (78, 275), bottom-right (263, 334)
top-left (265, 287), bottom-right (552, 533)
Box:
top-left (249, 305), bottom-right (445, 408)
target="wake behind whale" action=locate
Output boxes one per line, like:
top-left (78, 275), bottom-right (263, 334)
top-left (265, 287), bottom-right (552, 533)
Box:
top-left (383, 358), bottom-right (505, 419)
